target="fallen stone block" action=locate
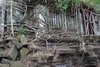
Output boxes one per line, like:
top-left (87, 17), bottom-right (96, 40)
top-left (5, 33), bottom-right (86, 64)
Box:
top-left (6, 42), bottom-right (13, 48)
top-left (28, 43), bottom-right (40, 50)
top-left (0, 64), bottom-right (10, 67)
top-left (1, 58), bottom-right (12, 65)
top-left (20, 55), bottom-right (27, 62)
top-left (20, 48), bottom-right (29, 55)
top-left (19, 35), bottom-right (27, 45)
top-left (56, 48), bottom-right (76, 54)
top-left (11, 38), bottom-right (22, 49)
top-left (11, 61), bottom-right (23, 67)
top-left (7, 45), bottom-right (18, 60)
top-left (0, 47), bottom-right (8, 57)
top-left (30, 51), bottom-right (53, 63)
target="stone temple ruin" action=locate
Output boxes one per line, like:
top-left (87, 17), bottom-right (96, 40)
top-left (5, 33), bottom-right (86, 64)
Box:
top-left (0, 0), bottom-right (100, 67)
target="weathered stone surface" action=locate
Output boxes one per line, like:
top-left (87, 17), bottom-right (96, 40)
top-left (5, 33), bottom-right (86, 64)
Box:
top-left (20, 55), bottom-right (27, 62)
top-left (28, 43), bottom-right (40, 50)
top-left (0, 64), bottom-right (10, 67)
top-left (1, 58), bottom-right (12, 65)
top-left (31, 51), bottom-right (47, 63)
top-left (0, 48), bottom-right (8, 57)
top-left (11, 61), bottom-right (23, 67)
top-left (1, 59), bottom-right (24, 67)
top-left (11, 38), bottom-right (22, 49)
top-left (23, 61), bottom-right (35, 67)
top-left (7, 45), bottom-right (18, 60)
top-left (20, 48), bottom-right (29, 55)
top-left (0, 1), bottom-right (100, 67)
top-left (57, 48), bottom-right (76, 54)
top-left (30, 51), bottom-right (53, 63)
top-left (6, 42), bottom-right (13, 48)
top-left (39, 34), bottom-right (81, 43)
top-left (19, 35), bottom-right (27, 45)
top-left (33, 4), bottom-right (50, 28)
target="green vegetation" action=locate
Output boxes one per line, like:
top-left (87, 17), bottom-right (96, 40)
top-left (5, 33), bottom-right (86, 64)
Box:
top-left (55, 0), bottom-right (68, 11)
top-left (18, 25), bottom-right (26, 35)
top-left (54, 0), bottom-right (100, 12)
top-left (87, 0), bottom-right (100, 12)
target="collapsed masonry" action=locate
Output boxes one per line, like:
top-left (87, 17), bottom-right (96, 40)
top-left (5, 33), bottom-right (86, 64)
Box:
top-left (0, 0), bottom-right (100, 67)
